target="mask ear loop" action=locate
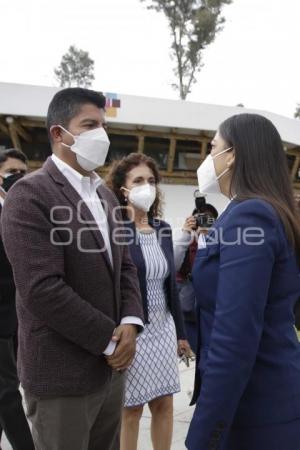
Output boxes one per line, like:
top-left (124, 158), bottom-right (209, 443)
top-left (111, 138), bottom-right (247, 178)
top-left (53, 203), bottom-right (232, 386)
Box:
top-left (53, 125), bottom-right (75, 149)
top-left (213, 147), bottom-right (233, 181)
top-left (212, 146), bottom-right (233, 160)
top-left (216, 167), bottom-right (230, 180)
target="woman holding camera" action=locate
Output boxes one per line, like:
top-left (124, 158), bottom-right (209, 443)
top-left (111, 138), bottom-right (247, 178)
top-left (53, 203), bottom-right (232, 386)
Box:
top-left (186, 113), bottom-right (300, 450)
top-left (106, 153), bottom-right (190, 450)
top-left (294, 195), bottom-right (300, 332)
top-left (174, 201), bottom-right (218, 353)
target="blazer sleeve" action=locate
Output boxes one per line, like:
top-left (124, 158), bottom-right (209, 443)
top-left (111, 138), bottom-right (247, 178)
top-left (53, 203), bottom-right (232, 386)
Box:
top-left (119, 243), bottom-right (144, 328)
top-left (186, 200), bottom-right (280, 450)
top-left (102, 186), bottom-right (144, 327)
top-left (0, 180), bottom-right (116, 356)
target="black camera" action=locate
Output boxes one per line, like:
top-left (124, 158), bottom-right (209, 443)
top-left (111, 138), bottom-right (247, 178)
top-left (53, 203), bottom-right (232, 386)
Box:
top-left (195, 212), bottom-right (215, 228)
top-left (193, 190), bottom-right (218, 229)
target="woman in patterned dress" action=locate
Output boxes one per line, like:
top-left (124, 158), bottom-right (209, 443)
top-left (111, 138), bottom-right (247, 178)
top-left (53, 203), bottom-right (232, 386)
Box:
top-left (107, 153), bottom-right (191, 450)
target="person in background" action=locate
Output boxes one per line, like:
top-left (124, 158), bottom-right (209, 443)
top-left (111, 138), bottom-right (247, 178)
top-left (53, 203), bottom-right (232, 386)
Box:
top-left (0, 148), bottom-right (34, 450)
top-left (174, 196), bottom-right (218, 353)
top-left (294, 194), bottom-right (300, 331)
top-left (186, 113), bottom-right (300, 450)
top-left (107, 153), bottom-right (191, 450)
top-left (1, 88), bottom-right (144, 450)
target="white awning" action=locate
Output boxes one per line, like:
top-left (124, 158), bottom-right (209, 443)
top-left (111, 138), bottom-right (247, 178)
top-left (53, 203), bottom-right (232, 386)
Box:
top-left (1, 81), bottom-right (299, 147)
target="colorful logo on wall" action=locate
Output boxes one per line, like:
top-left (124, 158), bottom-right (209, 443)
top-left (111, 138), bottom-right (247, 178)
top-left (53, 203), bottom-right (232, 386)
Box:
top-left (105, 93), bottom-right (121, 118)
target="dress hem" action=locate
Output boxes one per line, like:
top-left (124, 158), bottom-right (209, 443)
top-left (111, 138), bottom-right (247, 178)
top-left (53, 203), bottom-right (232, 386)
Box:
top-left (124, 388), bottom-right (181, 408)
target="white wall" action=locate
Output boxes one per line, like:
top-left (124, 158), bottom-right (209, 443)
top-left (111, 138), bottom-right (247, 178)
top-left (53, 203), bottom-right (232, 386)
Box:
top-left (160, 183), bottom-right (229, 235)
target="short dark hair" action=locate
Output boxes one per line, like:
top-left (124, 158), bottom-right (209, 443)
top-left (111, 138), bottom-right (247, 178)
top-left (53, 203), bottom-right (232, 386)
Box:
top-left (0, 148), bottom-right (28, 167)
top-left (46, 87), bottom-right (106, 139)
top-left (193, 203), bottom-right (218, 219)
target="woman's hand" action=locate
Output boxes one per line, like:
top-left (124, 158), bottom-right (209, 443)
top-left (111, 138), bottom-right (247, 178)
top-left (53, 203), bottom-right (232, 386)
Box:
top-left (177, 339), bottom-right (193, 357)
top-left (178, 340), bottom-right (195, 367)
top-left (182, 216), bottom-right (197, 233)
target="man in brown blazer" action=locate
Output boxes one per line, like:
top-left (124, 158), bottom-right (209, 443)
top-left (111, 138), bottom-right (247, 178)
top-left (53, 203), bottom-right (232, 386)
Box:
top-left (1, 88), bottom-right (144, 450)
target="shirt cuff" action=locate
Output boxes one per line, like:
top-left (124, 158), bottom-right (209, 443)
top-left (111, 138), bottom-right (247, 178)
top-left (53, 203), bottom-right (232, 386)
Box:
top-left (120, 316), bottom-right (144, 329)
top-left (103, 338), bottom-right (117, 356)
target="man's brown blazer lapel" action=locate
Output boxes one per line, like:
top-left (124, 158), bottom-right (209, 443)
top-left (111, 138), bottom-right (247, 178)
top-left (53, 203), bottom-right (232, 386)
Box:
top-left (44, 157), bottom-right (114, 277)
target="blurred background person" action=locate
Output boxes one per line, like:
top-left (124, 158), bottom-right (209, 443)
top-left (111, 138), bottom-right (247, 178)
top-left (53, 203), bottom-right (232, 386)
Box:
top-left (0, 149), bottom-right (34, 450)
top-left (174, 192), bottom-right (218, 353)
top-left (294, 194), bottom-right (300, 331)
top-left (107, 153), bottom-right (191, 450)
top-left (186, 114), bottom-right (300, 450)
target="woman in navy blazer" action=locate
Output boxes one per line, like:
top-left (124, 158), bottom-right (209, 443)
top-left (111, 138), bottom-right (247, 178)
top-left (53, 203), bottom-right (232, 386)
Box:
top-left (107, 153), bottom-right (190, 450)
top-left (186, 113), bottom-right (300, 450)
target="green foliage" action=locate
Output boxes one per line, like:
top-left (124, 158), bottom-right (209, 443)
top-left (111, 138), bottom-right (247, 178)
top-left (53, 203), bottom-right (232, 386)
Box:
top-left (295, 104), bottom-right (300, 119)
top-left (54, 45), bottom-right (95, 88)
top-left (141, 0), bottom-right (232, 99)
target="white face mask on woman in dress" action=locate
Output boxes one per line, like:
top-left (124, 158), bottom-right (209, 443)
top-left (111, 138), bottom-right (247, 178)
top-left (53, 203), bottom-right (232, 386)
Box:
top-left (197, 147), bottom-right (233, 194)
top-left (59, 125), bottom-right (110, 171)
top-left (122, 183), bottom-right (156, 212)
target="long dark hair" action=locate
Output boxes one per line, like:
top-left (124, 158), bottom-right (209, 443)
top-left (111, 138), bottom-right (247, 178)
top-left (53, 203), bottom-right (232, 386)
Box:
top-left (106, 153), bottom-right (163, 219)
top-left (219, 113), bottom-right (300, 256)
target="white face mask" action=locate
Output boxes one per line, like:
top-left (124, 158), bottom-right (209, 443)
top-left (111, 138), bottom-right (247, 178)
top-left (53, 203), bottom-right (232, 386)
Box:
top-left (59, 126), bottom-right (110, 171)
top-left (197, 147), bottom-right (232, 194)
top-left (123, 184), bottom-right (156, 212)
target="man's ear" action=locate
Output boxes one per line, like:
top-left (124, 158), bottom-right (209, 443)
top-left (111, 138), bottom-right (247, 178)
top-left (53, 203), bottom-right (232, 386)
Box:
top-left (50, 125), bottom-right (63, 143)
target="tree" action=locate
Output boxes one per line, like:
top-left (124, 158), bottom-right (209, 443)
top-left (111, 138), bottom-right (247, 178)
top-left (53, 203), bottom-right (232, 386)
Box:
top-left (54, 45), bottom-right (95, 88)
top-left (141, 0), bottom-right (232, 99)
top-left (295, 104), bottom-right (300, 119)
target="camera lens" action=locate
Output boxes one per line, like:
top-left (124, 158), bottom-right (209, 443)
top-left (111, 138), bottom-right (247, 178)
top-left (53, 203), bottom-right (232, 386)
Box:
top-left (195, 213), bottom-right (214, 228)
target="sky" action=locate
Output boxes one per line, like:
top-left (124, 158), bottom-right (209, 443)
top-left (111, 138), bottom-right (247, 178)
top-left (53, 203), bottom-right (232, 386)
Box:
top-left (1, 0), bottom-right (300, 118)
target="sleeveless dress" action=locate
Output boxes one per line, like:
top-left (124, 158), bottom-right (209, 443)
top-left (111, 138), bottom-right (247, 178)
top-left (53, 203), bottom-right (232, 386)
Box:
top-left (124, 230), bottom-right (180, 407)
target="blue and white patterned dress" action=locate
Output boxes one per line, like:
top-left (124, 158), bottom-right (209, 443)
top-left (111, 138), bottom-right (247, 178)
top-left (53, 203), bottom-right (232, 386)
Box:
top-left (124, 229), bottom-right (180, 407)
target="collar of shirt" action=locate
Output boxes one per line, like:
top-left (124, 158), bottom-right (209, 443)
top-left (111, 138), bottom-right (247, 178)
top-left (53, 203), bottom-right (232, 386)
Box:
top-left (51, 154), bottom-right (114, 268)
top-left (51, 154), bottom-right (102, 198)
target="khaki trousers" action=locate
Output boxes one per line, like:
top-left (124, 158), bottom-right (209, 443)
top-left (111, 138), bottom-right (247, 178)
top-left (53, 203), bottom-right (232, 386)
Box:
top-left (24, 371), bottom-right (125, 450)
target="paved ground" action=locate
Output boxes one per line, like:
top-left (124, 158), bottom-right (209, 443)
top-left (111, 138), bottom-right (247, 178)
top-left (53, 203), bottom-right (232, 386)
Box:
top-left (1, 362), bottom-right (195, 450)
